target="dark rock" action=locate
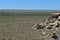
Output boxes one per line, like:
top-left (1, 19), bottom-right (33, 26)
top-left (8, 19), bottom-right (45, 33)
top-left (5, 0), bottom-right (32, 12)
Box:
top-left (56, 23), bottom-right (59, 28)
top-left (52, 33), bottom-right (59, 39)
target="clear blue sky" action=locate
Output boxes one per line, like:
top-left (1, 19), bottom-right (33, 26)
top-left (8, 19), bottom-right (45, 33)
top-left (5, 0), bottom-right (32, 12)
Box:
top-left (0, 0), bottom-right (60, 10)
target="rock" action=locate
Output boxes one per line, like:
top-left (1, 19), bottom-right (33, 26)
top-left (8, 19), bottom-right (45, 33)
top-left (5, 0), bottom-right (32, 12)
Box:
top-left (52, 33), bottom-right (59, 40)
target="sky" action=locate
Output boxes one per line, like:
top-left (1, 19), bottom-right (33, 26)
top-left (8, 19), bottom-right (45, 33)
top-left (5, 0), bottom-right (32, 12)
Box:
top-left (0, 0), bottom-right (60, 10)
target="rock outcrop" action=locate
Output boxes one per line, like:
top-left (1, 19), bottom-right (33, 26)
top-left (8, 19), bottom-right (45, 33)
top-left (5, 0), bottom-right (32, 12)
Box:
top-left (34, 13), bottom-right (60, 40)
top-left (34, 13), bottom-right (60, 30)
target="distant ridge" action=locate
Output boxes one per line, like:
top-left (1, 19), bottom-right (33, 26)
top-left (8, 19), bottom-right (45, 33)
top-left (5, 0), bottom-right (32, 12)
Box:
top-left (0, 9), bottom-right (60, 12)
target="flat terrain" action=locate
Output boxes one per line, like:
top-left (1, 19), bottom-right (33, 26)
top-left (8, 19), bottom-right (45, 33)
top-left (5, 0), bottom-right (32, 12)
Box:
top-left (0, 10), bottom-right (60, 40)
top-left (0, 16), bottom-right (52, 40)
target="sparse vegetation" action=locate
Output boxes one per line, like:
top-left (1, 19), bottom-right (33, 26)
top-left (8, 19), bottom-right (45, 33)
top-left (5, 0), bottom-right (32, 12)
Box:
top-left (0, 12), bottom-right (51, 16)
top-left (0, 10), bottom-right (60, 40)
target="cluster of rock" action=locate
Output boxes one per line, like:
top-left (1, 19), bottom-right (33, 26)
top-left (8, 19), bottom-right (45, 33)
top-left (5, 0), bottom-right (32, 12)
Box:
top-left (34, 13), bottom-right (60, 40)
top-left (34, 13), bottom-right (60, 30)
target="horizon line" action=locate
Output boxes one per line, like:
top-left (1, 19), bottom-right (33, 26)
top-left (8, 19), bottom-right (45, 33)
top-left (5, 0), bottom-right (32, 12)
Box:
top-left (0, 8), bottom-right (60, 10)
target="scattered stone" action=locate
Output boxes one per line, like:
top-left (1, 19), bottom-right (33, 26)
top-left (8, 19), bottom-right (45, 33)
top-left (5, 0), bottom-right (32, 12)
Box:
top-left (47, 26), bottom-right (52, 29)
top-left (56, 23), bottom-right (60, 28)
top-left (33, 13), bottom-right (60, 39)
top-left (34, 13), bottom-right (60, 30)
top-left (42, 32), bottom-right (46, 35)
top-left (37, 25), bottom-right (45, 29)
top-left (52, 33), bottom-right (59, 40)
